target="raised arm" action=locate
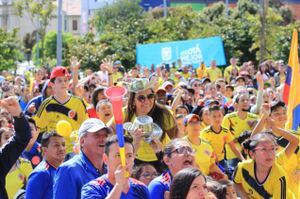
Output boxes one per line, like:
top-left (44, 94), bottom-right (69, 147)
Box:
top-left (0, 97), bottom-right (31, 175)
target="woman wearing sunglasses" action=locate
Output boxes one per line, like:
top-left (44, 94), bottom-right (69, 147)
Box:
top-left (109, 78), bottom-right (178, 172)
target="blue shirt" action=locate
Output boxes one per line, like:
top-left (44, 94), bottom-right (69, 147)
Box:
top-left (53, 152), bottom-right (104, 199)
top-left (148, 170), bottom-right (172, 199)
top-left (26, 160), bottom-right (56, 199)
top-left (81, 175), bottom-right (150, 199)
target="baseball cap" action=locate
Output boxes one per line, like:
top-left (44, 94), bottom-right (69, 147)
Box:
top-left (78, 118), bottom-right (112, 138)
top-left (183, 114), bottom-right (200, 126)
top-left (50, 66), bottom-right (70, 80)
top-left (114, 60), bottom-right (121, 66)
top-left (236, 76), bottom-right (246, 82)
top-left (156, 87), bottom-right (166, 94)
top-left (205, 100), bottom-right (220, 107)
top-left (162, 81), bottom-right (174, 89)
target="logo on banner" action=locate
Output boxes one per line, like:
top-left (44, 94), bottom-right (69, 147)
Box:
top-left (161, 47), bottom-right (172, 62)
top-left (180, 44), bottom-right (203, 66)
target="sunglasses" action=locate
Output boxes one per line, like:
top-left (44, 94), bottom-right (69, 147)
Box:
top-left (171, 146), bottom-right (195, 155)
top-left (136, 93), bottom-right (155, 102)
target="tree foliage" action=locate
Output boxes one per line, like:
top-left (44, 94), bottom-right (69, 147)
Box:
top-left (14, 0), bottom-right (55, 65)
top-left (0, 29), bottom-right (22, 71)
top-left (32, 31), bottom-right (74, 66)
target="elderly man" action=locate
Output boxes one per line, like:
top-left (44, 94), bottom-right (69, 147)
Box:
top-left (53, 118), bottom-right (111, 199)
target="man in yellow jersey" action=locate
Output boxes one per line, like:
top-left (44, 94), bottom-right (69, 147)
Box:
top-left (224, 57), bottom-right (240, 83)
top-left (34, 66), bottom-right (88, 155)
top-left (183, 114), bottom-right (226, 180)
top-left (222, 93), bottom-right (258, 169)
top-left (204, 60), bottom-right (222, 82)
top-left (201, 106), bottom-right (244, 177)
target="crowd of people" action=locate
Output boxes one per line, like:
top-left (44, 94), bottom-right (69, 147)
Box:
top-left (0, 56), bottom-right (299, 199)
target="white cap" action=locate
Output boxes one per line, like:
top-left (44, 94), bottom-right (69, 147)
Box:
top-left (78, 118), bottom-right (111, 138)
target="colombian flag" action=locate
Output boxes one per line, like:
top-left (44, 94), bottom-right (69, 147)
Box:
top-left (284, 30), bottom-right (300, 130)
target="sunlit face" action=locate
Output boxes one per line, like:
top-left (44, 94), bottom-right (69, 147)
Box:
top-left (53, 76), bottom-right (69, 92)
top-left (186, 176), bottom-right (207, 199)
top-left (134, 89), bottom-right (155, 116)
top-left (138, 164), bottom-right (158, 186)
top-left (201, 109), bottom-right (210, 125)
top-left (0, 129), bottom-right (13, 147)
top-left (43, 136), bottom-right (66, 164)
top-left (186, 117), bottom-right (201, 136)
top-left (250, 139), bottom-right (277, 168)
top-left (103, 143), bottom-right (134, 176)
top-left (97, 103), bottom-right (113, 124)
top-left (209, 110), bottom-right (224, 126)
top-left (80, 130), bottom-right (108, 157)
top-left (270, 106), bottom-right (287, 128)
top-left (164, 142), bottom-right (195, 175)
top-left (237, 94), bottom-right (250, 112)
top-left (225, 185), bottom-right (237, 199)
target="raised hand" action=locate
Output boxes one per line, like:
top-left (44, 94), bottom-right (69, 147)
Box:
top-left (0, 96), bottom-right (21, 117)
top-left (101, 57), bottom-right (114, 74)
top-left (70, 56), bottom-right (81, 72)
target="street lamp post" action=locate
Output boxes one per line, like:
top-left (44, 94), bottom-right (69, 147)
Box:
top-left (163, 0), bottom-right (167, 18)
top-left (57, 0), bottom-right (63, 66)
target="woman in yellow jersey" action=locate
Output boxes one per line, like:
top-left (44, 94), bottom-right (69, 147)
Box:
top-left (234, 129), bottom-right (299, 199)
top-left (109, 78), bottom-right (178, 172)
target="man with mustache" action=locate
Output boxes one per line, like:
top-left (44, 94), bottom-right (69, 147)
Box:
top-left (53, 118), bottom-right (111, 199)
top-left (148, 139), bottom-right (196, 199)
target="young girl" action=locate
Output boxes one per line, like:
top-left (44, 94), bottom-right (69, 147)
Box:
top-left (233, 130), bottom-right (298, 198)
top-left (170, 168), bottom-right (207, 199)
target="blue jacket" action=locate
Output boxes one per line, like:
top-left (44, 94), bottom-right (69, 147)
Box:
top-left (53, 152), bottom-right (104, 199)
top-left (24, 80), bottom-right (50, 116)
top-left (148, 170), bottom-right (172, 199)
top-left (0, 116), bottom-right (31, 199)
top-left (26, 160), bottom-right (56, 199)
top-left (81, 175), bottom-right (150, 199)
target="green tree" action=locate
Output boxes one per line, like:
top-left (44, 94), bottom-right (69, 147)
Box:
top-left (0, 28), bottom-right (23, 71)
top-left (14, 0), bottom-right (55, 65)
top-left (32, 31), bottom-right (74, 66)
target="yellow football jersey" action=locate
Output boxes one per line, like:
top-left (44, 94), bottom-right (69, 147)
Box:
top-left (234, 159), bottom-right (292, 199)
top-left (222, 112), bottom-right (259, 159)
top-left (204, 67), bottom-right (222, 82)
top-left (183, 136), bottom-right (216, 175)
top-left (6, 159), bottom-right (32, 198)
top-left (200, 126), bottom-right (235, 161)
top-left (34, 95), bottom-right (88, 153)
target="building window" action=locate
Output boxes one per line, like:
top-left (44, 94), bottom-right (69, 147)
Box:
top-left (72, 20), bottom-right (78, 31)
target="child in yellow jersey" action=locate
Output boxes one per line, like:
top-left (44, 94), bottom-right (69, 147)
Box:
top-left (183, 114), bottom-right (226, 180)
top-left (201, 105), bottom-right (244, 176)
top-left (34, 67), bottom-right (88, 155)
top-left (234, 130), bottom-right (299, 199)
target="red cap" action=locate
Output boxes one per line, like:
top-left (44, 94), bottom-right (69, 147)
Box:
top-left (50, 66), bottom-right (70, 80)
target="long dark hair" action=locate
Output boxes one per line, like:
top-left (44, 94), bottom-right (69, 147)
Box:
top-left (170, 168), bottom-right (206, 199)
top-left (125, 88), bottom-right (177, 140)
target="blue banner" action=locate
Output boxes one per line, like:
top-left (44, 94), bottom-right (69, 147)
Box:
top-left (140, 0), bottom-right (170, 10)
top-left (136, 36), bottom-right (226, 68)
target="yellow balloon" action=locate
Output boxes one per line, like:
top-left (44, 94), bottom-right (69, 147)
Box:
top-left (56, 120), bottom-right (72, 137)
